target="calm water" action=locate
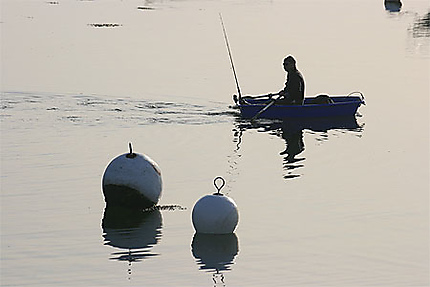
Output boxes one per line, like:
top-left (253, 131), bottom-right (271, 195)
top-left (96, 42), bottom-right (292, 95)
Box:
top-left (1, 0), bottom-right (429, 286)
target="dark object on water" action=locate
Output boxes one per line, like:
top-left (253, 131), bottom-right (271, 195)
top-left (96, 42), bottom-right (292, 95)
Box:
top-left (137, 6), bottom-right (155, 10)
top-left (234, 92), bottom-right (365, 119)
top-left (89, 23), bottom-right (122, 28)
top-left (384, 0), bottom-right (402, 12)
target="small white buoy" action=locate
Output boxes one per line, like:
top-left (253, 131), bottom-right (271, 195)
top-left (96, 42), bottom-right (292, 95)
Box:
top-left (192, 177), bottom-right (239, 234)
top-left (102, 143), bottom-right (162, 209)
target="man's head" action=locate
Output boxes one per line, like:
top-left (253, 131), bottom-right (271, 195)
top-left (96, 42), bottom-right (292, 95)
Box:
top-left (283, 55), bottom-right (296, 72)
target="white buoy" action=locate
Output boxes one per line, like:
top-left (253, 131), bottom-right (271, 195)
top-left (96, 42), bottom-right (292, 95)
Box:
top-left (192, 177), bottom-right (239, 234)
top-left (102, 143), bottom-right (162, 209)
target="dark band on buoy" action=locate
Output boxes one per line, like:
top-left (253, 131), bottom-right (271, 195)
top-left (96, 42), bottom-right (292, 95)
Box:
top-left (103, 184), bottom-right (155, 208)
top-left (213, 176), bottom-right (226, 195)
top-left (126, 142), bottom-right (137, 158)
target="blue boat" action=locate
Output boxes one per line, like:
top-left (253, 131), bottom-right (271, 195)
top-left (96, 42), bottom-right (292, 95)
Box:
top-left (235, 92), bottom-right (365, 119)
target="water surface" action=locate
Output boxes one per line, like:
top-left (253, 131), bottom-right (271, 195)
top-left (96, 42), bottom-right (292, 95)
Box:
top-left (1, 0), bottom-right (429, 286)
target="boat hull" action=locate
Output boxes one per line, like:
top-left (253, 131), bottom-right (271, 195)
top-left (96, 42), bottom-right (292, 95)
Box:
top-left (238, 96), bottom-right (365, 119)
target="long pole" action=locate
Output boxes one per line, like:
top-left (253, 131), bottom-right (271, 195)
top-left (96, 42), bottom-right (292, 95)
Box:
top-left (219, 14), bottom-right (242, 102)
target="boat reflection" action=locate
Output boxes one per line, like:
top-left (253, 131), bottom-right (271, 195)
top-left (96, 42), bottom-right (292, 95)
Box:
top-left (234, 116), bottom-right (364, 180)
top-left (191, 233), bottom-right (239, 285)
top-left (101, 207), bottom-right (162, 277)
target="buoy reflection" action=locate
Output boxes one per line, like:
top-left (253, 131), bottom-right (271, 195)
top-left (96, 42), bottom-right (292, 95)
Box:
top-left (102, 206), bottom-right (162, 262)
top-left (191, 233), bottom-right (239, 285)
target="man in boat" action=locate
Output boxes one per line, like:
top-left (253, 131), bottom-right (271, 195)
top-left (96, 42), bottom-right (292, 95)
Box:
top-left (275, 55), bottom-right (305, 105)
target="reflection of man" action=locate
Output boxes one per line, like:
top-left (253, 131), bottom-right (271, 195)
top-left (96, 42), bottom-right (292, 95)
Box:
top-left (277, 56), bottom-right (305, 105)
top-left (280, 121), bottom-right (305, 162)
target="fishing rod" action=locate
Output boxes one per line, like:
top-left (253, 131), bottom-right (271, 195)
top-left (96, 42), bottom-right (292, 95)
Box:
top-left (219, 14), bottom-right (243, 103)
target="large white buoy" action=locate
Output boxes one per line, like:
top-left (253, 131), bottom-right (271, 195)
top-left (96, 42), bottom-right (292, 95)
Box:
top-left (102, 143), bottom-right (162, 209)
top-left (192, 177), bottom-right (239, 234)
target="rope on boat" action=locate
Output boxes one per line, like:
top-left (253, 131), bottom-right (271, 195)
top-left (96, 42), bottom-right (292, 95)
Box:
top-left (347, 91), bottom-right (365, 104)
top-left (347, 91), bottom-right (364, 99)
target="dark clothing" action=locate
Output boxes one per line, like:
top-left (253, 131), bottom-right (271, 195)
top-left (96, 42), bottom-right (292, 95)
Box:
top-left (278, 69), bottom-right (305, 105)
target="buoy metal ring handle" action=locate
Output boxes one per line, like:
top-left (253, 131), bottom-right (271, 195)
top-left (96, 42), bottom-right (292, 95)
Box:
top-left (213, 176), bottom-right (226, 195)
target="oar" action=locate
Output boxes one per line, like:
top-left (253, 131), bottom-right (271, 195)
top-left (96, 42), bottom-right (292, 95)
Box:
top-left (234, 93), bottom-right (274, 105)
top-left (251, 93), bottom-right (280, 120)
top-left (242, 93), bottom-right (274, 100)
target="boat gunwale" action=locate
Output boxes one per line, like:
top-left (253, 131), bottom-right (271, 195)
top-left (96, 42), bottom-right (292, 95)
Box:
top-left (237, 95), bottom-right (364, 119)
top-left (238, 96), bottom-right (364, 109)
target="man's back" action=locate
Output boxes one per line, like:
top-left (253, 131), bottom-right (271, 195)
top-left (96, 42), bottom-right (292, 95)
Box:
top-left (285, 69), bottom-right (305, 105)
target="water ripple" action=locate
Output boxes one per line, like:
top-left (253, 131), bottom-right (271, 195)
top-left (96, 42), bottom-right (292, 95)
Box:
top-left (1, 91), bottom-right (236, 127)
